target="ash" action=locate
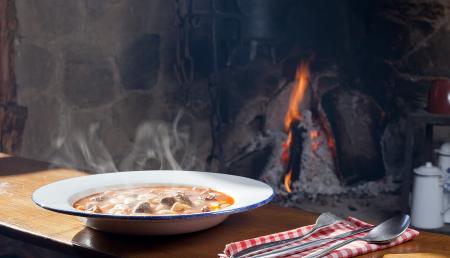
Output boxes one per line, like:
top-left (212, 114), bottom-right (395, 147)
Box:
top-left (259, 110), bottom-right (401, 220)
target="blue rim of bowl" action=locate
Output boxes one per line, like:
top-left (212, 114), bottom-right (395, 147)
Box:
top-left (32, 188), bottom-right (275, 221)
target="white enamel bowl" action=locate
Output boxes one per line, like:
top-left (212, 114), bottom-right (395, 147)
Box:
top-left (32, 170), bottom-right (274, 235)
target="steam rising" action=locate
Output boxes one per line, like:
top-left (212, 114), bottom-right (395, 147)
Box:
top-left (119, 110), bottom-right (196, 171)
top-left (50, 110), bottom-right (198, 173)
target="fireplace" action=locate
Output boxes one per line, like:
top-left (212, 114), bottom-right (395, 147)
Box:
top-left (6, 0), bottom-right (450, 221)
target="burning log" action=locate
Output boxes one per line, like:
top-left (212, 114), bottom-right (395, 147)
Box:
top-left (283, 120), bottom-right (306, 192)
top-left (320, 87), bottom-right (385, 185)
top-left (281, 62), bottom-right (309, 192)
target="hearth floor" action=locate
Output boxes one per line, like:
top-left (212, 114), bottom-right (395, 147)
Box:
top-left (276, 192), bottom-right (404, 223)
top-left (276, 191), bottom-right (450, 235)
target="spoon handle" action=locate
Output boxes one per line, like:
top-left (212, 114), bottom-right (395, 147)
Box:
top-left (303, 238), bottom-right (360, 258)
top-left (230, 226), bottom-right (317, 258)
top-left (250, 227), bottom-right (372, 258)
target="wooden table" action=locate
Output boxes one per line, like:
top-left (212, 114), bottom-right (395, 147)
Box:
top-left (0, 154), bottom-right (450, 257)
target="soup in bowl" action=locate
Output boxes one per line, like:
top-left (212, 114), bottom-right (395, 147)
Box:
top-left (73, 186), bottom-right (234, 215)
top-left (32, 170), bottom-right (274, 235)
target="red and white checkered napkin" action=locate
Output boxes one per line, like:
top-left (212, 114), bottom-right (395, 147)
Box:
top-left (220, 217), bottom-right (419, 258)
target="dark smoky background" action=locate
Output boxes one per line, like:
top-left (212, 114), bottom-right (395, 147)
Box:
top-left (9, 0), bottom-right (450, 221)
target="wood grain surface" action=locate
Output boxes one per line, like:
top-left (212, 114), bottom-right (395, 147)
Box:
top-left (0, 154), bottom-right (450, 257)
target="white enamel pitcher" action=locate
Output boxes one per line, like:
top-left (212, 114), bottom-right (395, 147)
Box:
top-left (411, 162), bottom-right (449, 229)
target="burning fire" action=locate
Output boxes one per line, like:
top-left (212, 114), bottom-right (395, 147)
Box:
top-left (283, 63), bottom-right (310, 131)
top-left (282, 62), bottom-right (310, 193)
top-left (309, 130), bottom-right (319, 151)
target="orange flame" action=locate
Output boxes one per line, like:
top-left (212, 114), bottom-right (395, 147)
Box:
top-left (327, 133), bottom-right (336, 159)
top-left (284, 170), bottom-right (292, 192)
top-left (309, 130), bottom-right (319, 151)
top-left (284, 63), bottom-right (310, 131)
top-left (282, 62), bottom-right (310, 193)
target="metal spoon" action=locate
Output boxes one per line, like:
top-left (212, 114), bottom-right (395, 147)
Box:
top-left (250, 226), bottom-right (373, 258)
top-left (303, 214), bottom-right (411, 258)
top-left (231, 212), bottom-right (344, 258)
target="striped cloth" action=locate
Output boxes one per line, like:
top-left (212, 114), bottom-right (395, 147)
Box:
top-left (220, 216), bottom-right (419, 258)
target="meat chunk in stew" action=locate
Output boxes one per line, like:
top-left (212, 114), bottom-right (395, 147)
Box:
top-left (133, 202), bottom-right (152, 213)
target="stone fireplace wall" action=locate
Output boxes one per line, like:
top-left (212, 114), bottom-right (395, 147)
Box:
top-left (359, 0), bottom-right (450, 168)
top-left (15, 0), bottom-right (211, 171)
top-left (13, 0), bottom-right (450, 196)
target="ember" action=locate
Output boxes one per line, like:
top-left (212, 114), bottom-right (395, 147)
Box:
top-left (309, 130), bottom-right (319, 152)
top-left (282, 62), bottom-right (310, 192)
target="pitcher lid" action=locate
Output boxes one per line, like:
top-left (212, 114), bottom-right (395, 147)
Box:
top-left (436, 142), bottom-right (450, 156)
top-left (414, 162), bottom-right (443, 176)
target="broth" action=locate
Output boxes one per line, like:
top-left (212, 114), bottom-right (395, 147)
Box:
top-left (73, 186), bottom-right (234, 215)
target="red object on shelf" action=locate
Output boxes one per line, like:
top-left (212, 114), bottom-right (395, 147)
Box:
top-left (428, 79), bottom-right (450, 115)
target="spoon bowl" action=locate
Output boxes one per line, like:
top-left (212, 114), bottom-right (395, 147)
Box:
top-left (365, 214), bottom-right (411, 243)
top-left (314, 212), bottom-right (343, 229)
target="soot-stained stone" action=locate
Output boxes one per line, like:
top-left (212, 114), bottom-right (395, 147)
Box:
top-left (20, 96), bottom-right (61, 160)
top-left (63, 45), bottom-right (115, 108)
top-left (111, 93), bottom-right (156, 140)
top-left (224, 62), bottom-right (281, 122)
top-left (85, 0), bottom-right (158, 47)
top-left (85, 0), bottom-right (121, 20)
top-left (398, 26), bottom-right (450, 77)
top-left (118, 34), bottom-right (160, 91)
top-left (227, 145), bottom-right (273, 179)
top-left (16, 44), bottom-right (55, 91)
top-left (16, 0), bottom-right (81, 36)
top-left (69, 109), bottom-right (131, 169)
top-left (366, 0), bottom-right (446, 60)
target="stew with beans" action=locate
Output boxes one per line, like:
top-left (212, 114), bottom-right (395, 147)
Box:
top-left (73, 186), bottom-right (234, 215)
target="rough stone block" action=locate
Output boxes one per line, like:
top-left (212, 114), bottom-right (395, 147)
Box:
top-left (84, 0), bottom-right (165, 55)
top-left (63, 45), bottom-right (116, 109)
top-left (85, 0), bottom-right (121, 20)
top-left (118, 33), bottom-right (160, 91)
top-left (227, 145), bottom-right (273, 179)
top-left (20, 96), bottom-right (60, 160)
top-left (367, 0), bottom-right (446, 60)
top-left (16, 0), bottom-right (81, 36)
top-left (111, 93), bottom-right (156, 140)
top-left (49, 109), bottom-right (126, 173)
top-left (399, 26), bottom-right (450, 77)
top-left (0, 103), bottom-right (27, 154)
top-left (15, 44), bottom-right (55, 91)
